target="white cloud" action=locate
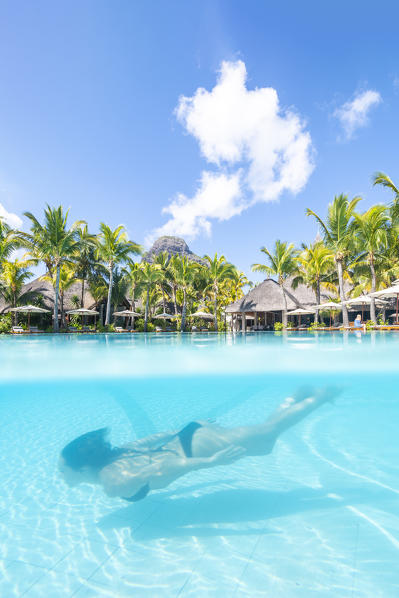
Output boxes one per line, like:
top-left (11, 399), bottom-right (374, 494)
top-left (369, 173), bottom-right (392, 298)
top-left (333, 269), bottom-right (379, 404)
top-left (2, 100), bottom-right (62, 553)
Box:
top-left (151, 60), bottom-right (314, 241)
top-left (151, 171), bottom-right (244, 240)
top-left (334, 89), bottom-right (382, 139)
top-left (0, 203), bottom-right (22, 228)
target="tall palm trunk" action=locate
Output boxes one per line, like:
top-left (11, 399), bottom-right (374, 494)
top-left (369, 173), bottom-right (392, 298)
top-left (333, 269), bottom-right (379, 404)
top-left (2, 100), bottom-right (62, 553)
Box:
top-left (54, 263), bottom-right (60, 332)
top-left (161, 286), bottom-right (166, 313)
top-left (369, 255), bottom-right (377, 323)
top-left (281, 281), bottom-right (288, 326)
top-left (80, 278), bottom-right (85, 308)
top-left (105, 263), bottom-right (113, 325)
top-left (60, 293), bottom-right (65, 328)
top-left (172, 285), bottom-right (178, 315)
top-left (336, 258), bottom-right (349, 327)
top-left (180, 288), bottom-right (187, 332)
top-left (144, 285), bottom-right (150, 332)
top-left (213, 283), bottom-right (218, 331)
top-left (12, 292), bottom-right (16, 325)
top-left (130, 287), bottom-right (136, 329)
top-left (315, 279), bottom-right (320, 324)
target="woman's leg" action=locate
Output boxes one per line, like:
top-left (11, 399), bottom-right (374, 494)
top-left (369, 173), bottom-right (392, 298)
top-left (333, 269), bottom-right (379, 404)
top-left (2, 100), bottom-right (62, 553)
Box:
top-left (191, 387), bottom-right (339, 459)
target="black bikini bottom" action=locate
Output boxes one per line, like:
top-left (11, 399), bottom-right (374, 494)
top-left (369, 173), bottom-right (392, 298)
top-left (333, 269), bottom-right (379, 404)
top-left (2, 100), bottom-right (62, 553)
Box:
top-left (177, 421), bottom-right (202, 458)
top-left (123, 422), bottom-right (202, 502)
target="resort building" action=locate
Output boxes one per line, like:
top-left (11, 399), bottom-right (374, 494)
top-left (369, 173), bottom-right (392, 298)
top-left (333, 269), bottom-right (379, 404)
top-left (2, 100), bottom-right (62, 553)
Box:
top-left (225, 278), bottom-right (331, 331)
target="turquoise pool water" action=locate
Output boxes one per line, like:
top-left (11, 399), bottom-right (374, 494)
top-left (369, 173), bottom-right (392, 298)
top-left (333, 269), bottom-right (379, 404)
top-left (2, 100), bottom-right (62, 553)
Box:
top-left (1, 332), bottom-right (398, 597)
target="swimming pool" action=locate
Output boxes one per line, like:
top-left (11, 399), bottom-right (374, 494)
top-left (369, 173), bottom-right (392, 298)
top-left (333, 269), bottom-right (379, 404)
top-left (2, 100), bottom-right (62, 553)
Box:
top-left (1, 332), bottom-right (398, 597)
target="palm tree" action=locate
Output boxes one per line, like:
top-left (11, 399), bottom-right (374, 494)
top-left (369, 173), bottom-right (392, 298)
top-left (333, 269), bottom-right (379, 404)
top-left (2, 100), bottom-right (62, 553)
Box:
top-left (139, 262), bottom-right (163, 331)
top-left (88, 272), bottom-right (108, 312)
top-left (166, 254), bottom-right (181, 316)
top-left (0, 258), bottom-right (35, 310)
top-left (352, 205), bottom-right (390, 323)
top-left (171, 256), bottom-right (199, 331)
top-left (73, 224), bottom-right (96, 307)
top-left (204, 254), bottom-right (235, 331)
top-left (106, 267), bottom-right (130, 324)
top-left (306, 194), bottom-right (362, 327)
top-left (96, 224), bottom-right (141, 325)
top-left (41, 264), bottom-right (76, 327)
top-left (252, 241), bottom-right (298, 327)
top-left (292, 241), bottom-right (335, 323)
top-left (0, 219), bottom-right (23, 269)
top-left (228, 269), bottom-right (249, 302)
top-left (23, 205), bottom-right (83, 331)
top-left (152, 251), bottom-right (171, 313)
top-left (372, 172), bottom-right (399, 223)
top-left (125, 259), bottom-right (144, 328)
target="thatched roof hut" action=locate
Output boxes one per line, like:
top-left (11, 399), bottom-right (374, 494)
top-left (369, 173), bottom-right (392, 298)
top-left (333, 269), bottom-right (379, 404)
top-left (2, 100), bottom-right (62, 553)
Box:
top-left (225, 278), bottom-right (330, 314)
top-left (0, 277), bottom-right (98, 314)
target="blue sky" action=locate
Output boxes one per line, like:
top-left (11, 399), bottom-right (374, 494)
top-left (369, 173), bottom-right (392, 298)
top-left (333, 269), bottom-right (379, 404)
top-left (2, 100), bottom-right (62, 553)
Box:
top-left (1, 0), bottom-right (399, 281)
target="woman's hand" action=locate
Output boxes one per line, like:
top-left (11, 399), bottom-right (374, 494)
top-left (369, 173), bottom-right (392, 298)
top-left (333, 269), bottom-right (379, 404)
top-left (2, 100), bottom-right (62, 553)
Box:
top-left (212, 445), bottom-right (246, 465)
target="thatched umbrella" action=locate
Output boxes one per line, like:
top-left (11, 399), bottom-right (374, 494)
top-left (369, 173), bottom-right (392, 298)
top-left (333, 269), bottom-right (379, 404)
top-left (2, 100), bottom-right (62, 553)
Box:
top-left (287, 307), bottom-right (316, 326)
top-left (188, 309), bottom-right (214, 330)
top-left (317, 302), bottom-right (342, 327)
top-left (9, 305), bottom-right (50, 328)
top-left (154, 311), bottom-right (177, 319)
top-left (113, 309), bottom-right (141, 317)
top-left (112, 308), bottom-right (141, 329)
top-left (66, 308), bottom-right (99, 328)
top-left (345, 296), bottom-right (387, 321)
top-left (189, 310), bottom-right (214, 319)
top-left (370, 284), bottom-right (399, 324)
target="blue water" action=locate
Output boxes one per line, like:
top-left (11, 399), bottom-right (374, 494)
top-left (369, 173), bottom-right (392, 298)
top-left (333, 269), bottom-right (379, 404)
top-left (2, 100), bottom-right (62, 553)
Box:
top-left (1, 332), bottom-right (398, 597)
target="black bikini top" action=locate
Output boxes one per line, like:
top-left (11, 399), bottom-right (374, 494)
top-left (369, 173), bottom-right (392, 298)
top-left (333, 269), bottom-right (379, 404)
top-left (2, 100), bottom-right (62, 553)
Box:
top-left (123, 483), bottom-right (150, 502)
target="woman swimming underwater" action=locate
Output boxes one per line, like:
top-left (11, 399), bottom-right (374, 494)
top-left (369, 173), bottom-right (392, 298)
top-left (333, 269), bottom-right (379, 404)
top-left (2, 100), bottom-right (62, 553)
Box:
top-left (59, 387), bottom-right (339, 502)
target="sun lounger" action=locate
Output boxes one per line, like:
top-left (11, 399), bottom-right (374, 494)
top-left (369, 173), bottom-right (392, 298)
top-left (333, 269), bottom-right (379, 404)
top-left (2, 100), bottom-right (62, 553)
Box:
top-left (68, 326), bottom-right (78, 333)
top-left (115, 326), bottom-right (127, 332)
top-left (12, 326), bottom-right (25, 334)
top-left (29, 326), bottom-right (44, 333)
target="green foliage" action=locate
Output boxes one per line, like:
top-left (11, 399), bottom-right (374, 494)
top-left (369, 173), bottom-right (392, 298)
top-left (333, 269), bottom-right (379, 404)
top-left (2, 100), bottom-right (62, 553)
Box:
top-left (365, 320), bottom-right (374, 330)
top-left (307, 321), bottom-right (325, 330)
top-left (96, 322), bottom-right (115, 333)
top-left (96, 223), bottom-right (141, 325)
top-left (377, 314), bottom-right (388, 325)
top-left (2, 182), bottom-right (399, 335)
top-left (252, 240), bottom-right (298, 283)
top-left (135, 318), bottom-right (155, 332)
top-left (0, 312), bottom-right (12, 333)
top-left (274, 322), bottom-right (284, 331)
top-left (71, 295), bottom-right (80, 309)
top-left (286, 321), bottom-right (294, 328)
top-left (69, 314), bottom-right (82, 328)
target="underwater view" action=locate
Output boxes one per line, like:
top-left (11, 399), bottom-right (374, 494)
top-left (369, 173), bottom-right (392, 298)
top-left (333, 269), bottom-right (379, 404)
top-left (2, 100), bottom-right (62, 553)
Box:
top-left (1, 332), bottom-right (399, 597)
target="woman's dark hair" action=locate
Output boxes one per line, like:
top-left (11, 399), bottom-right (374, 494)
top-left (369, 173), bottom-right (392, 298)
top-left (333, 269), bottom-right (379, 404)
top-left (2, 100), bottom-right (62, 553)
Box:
top-left (61, 428), bottom-right (125, 472)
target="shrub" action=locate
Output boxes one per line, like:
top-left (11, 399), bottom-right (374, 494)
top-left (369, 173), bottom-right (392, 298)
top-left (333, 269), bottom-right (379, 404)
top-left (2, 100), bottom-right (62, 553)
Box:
top-left (365, 320), bottom-right (374, 330)
top-left (135, 318), bottom-right (155, 332)
top-left (0, 313), bottom-right (13, 334)
top-left (274, 322), bottom-right (284, 331)
top-left (96, 323), bottom-right (115, 333)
